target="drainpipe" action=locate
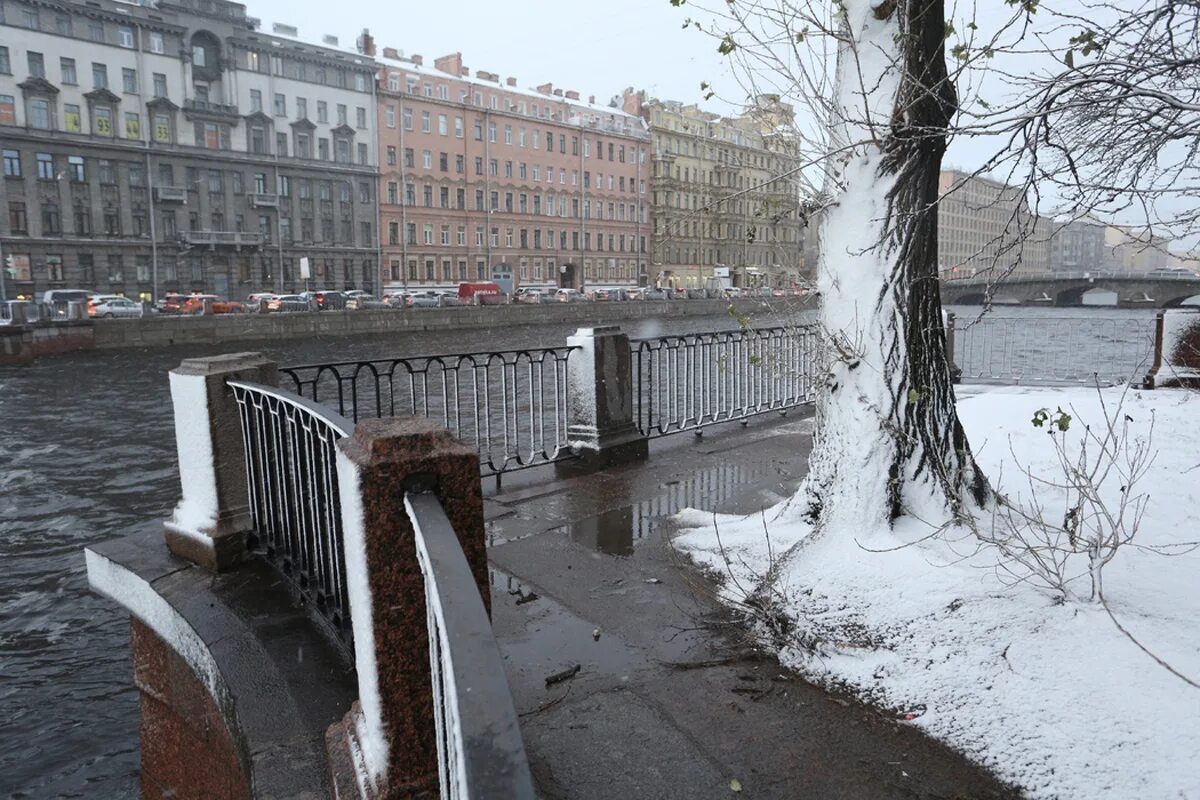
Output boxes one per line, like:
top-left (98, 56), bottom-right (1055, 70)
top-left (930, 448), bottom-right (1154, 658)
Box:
top-left (399, 94), bottom-right (408, 289)
top-left (485, 109), bottom-right (492, 276)
top-left (136, 25), bottom-right (159, 303)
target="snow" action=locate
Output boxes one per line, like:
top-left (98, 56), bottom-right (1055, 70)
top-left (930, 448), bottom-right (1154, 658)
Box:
top-left (334, 450), bottom-right (388, 792)
top-left (84, 547), bottom-right (226, 701)
top-left (166, 372), bottom-right (218, 534)
top-left (673, 386), bottom-right (1200, 799)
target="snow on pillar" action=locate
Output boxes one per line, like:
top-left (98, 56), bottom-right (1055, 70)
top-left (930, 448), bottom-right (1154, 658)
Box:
top-left (1145, 308), bottom-right (1200, 389)
top-left (329, 417), bottom-right (487, 797)
top-left (163, 352), bottom-right (278, 571)
top-left (565, 326), bottom-right (648, 464)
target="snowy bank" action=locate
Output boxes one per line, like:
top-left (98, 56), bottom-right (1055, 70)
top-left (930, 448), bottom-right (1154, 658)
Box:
top-left (673, 386), bottom-right (1200, 800)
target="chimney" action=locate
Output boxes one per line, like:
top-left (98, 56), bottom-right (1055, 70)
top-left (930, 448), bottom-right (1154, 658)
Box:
top-left (553, 89), bottom-right (564, 97)
top-left (589, 95), bottom-right (595, 105)
top-left (382, 46), bottom-right (399, 60)
top-left (411, 54), bottom-right (423, 66)
top-left (536, 82), bottom-right (553, 95)
top-left (460, 67), bottom-right (468, 76)
top-left (475, 69), bottom-right (489, 80)
top-left (355, 28), bottom-right (375, 56)
top-left (506, 77), bottom-right (517, 87)
top-left (564, 90), bottom-right (580, 101)
top-left (434, 52), bottom-right (463, 77)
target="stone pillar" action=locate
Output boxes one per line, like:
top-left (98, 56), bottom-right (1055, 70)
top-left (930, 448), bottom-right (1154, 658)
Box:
top-left (201, 297), bottom-right (215, 315)
top-left (1145, 308), bottom-right (1200, 389)
top-left (331, 417), bottom-right (487, 798)
top-left (565, 326), bottom-right (648, 464)
top-left (67, 300), bottom-right (87, 320)
top-left (163, 352), bottom-right (278, 571)
top-left (944, 311), bottom-right (962, 384)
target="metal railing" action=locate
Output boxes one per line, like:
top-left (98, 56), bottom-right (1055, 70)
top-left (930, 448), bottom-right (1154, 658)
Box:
top-left (405, 492), bottom-right (535, 800)
top-left (951, 314), bottom-right (1156, 385)
top-left (281, 347), bottom-right (578, 476)
top-left (943, 270), bottom-right (1200, 284)
top-left (228, 379), bottom-right (354, 638)
top-left (631, 325), bottom-right (820, 437)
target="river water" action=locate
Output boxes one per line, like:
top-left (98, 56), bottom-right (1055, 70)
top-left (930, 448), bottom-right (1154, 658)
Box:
top-left (0, 305), bottom-right (1160, 798)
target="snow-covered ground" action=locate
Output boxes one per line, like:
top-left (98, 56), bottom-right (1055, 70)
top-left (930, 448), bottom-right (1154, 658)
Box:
top-left (674, 386), bottom-right (1200, 800)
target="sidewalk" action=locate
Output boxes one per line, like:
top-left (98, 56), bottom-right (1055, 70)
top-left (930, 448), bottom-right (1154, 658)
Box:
top-left (486, 413), bottom-right (1020, 800)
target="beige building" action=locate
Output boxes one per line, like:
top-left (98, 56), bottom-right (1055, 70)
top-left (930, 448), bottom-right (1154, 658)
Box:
top-left (373, 47), bottom-right (649, 292)
top-left (938, 170), bottom-right (1048, 279)
top-left (622, 91), bottom-right (804, 290)
top-left (1103, 225), bottom-right (1173, 273)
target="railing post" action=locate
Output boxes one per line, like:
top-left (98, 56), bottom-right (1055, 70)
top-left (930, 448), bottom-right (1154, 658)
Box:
top-left (330, 417), bottom-right (486, 798)
top-left (67, 299), bottom-right (87, 320)
top-left (5, 301), bottom-right (28, 325)
top-left (944, 311), bottom-right (961, 384)
top-left (163, 352), bottom-right (278, 571)
top-left (565, 325), bottom-right (648, 464)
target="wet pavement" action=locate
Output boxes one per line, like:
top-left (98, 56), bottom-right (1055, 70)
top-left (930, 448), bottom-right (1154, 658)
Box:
top-left (486, 412), bottom-right (1021, 800)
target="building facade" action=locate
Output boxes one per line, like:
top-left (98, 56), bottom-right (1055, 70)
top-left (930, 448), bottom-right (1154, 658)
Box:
top-left (373, 48), bottom-right (649, 292)
top-left (0, 0), bottom-right (378, 302)
top-left (622, 90), bottom-right (804, 290)
top-left (937, 169), bottom-right (1048, 279)
top-left (1102, 224), bottom-right (1174, 273)
top-left (1048, 215), bottom-right (1106, 272)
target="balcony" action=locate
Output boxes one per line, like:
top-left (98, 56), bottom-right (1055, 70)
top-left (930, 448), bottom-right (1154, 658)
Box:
top-left (179, 230), bottom-right (266, 249)
top-left (155, 186), bottom-right (188, 203)
top-left (248, 192), bottom-right (279, 208)
top-left (183, 99), bottom-right (241, 120)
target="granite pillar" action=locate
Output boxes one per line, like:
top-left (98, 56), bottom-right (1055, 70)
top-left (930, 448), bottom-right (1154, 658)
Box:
top-left (565, 326), bottom-right (648, 465)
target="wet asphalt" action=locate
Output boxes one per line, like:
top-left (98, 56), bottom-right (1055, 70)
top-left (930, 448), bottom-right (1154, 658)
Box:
top-left (485, 412), bottom-right (1022, 800)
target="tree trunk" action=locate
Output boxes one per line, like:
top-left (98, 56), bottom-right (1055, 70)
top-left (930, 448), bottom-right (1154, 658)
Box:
top-left (801, 0), bottom-right (990, 532)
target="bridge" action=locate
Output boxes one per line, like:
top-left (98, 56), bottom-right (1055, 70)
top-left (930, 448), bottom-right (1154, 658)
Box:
top-left (941, 271), bottom-right (1200, 308)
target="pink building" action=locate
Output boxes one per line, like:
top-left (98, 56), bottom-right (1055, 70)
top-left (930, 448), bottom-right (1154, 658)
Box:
top-left (373, 47), bottom-right (650, 291)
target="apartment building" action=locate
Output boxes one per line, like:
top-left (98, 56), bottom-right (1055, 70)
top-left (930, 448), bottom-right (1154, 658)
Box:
top-left (374, 48), bottom-right (649, 292)
top-left (0, 0), bottom-right (378, 301)
top-left (622, 90), bottom-right (804, 290)
top-left (937, 169), bottom-right (1048, 278)
top-left (1048, 214), bottom-right (1106, 272)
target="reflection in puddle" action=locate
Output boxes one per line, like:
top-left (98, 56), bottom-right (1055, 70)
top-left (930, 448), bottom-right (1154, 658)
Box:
top-left (560, 458), bottom-right (798, 556)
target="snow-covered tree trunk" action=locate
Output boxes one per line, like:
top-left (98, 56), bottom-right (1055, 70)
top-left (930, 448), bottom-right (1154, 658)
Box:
top-left (802, 0), bottom-right (990, 531)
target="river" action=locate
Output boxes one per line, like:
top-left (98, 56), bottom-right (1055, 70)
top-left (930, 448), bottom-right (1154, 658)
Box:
top-left (0, 305), bottom-right (1160, 798)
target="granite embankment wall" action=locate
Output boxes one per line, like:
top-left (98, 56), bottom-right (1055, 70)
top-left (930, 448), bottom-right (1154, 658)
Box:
top-left (91, 298), bottom-right (805, 350)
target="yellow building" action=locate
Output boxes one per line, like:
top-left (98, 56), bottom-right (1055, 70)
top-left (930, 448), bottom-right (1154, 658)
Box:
top-left (622, 91), bottom-right (804, 289)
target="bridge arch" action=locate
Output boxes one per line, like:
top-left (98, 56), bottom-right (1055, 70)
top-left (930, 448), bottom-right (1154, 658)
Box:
top-left (1161, 294), bottom-right (1200, 308)
top-left (947, 292), bottom-right (988, 305)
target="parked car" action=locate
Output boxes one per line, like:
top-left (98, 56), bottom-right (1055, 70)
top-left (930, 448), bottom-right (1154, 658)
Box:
top-left (301, 290), bottom-right (349, 311)
top-left (346, 293), bottom-right (387, 310)
top-left (555, 288), bottom-right (584, 303)
top-left (265, 294), bottom-right (309, 313)
top-left (42, 289), bottom-right (95, 307)
top-left (87, 294), bottom-right (143, 318)
top-left (383, 292), bottom-right (412, 308)
top-left (408, 290), bottom-right (444, 308)
top-left (245, 292), bottom-right (277, 312)
top-left (590, 288), bottom-right (613, 302)
top-left (513, 287), bottom-right (547, 304)
top-left (156, 293), bottom-right (191, 314)
top-left (181, 294), bottom-right (246, 315)
top-left (457, 282), bottom-right (504, 304)
top-left (642, 288), bottom-right (670, 300)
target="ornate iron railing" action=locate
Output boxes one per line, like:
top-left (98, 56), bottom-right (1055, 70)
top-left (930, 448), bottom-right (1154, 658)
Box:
top-left (228, 379), bottom-right (354, 639)
top-left (281, 347), bottom-right (578, 476)
top-left (405, 491), bottom-right (536, 800)
top-left (630, 325), bottom-right (820, 437)
top-left (951, 314), bottom-right (1156, 385)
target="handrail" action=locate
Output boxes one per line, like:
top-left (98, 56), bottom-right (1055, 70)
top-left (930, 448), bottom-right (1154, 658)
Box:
top-left (405, 492), bottom-right (536, 800)
top-left (227, 379), bottom-right (354, 639)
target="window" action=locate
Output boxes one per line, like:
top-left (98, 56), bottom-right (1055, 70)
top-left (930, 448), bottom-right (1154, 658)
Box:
top-left (153, 73), bottom-right (167, 98)
top-left (124, 112), bottom-right (140, 139)
top-left (386, 146), bottom-right (397, 166)
top-left (22, 7), bottom-right (39, 29)
top-left (296, 97), bottom-right (307, 120)
top-left (153, 113), bottom-right (171, 143)
top-left (0, 47), bottom-right (9, 76)
top-left (9, 201), bottom-right (27, 233)
top-left (356, 107), bottom-right (367, 129)
top-left (276, 132), bottom-right (288, 156)
top-left (42, 202), bottom-right (61, 234)
top-left (504, 125), bottom-right (512, 145)
top-left (55, 14), bottom-right (72, 35)
top-left (423, 223), bottom-right (433, 244)
top-left (439, 153), bottom-right (448, 172)
top-left (421, 111), bottom-right (430, 133)
top-left (403, 107), bottom-right (413, 130)
top-left (28, 52), bottom-right (45, 78)
top-left (122, 68), bottom-right (137, 93)
top-left (317, 101), bottom-right (328, 123)
top-left (149, 32), bottom-right (165, 54)
top-left (274, 93), bottom-right (286, 116)
top-left (438, 114), bottom-right (447, 135)
top-left (89, 22), bottom-right (104, 42)
top-left (28, 98), bottom-right (52, 130)
top-left (385, 106), bottom-right (395, 128)
top-left (2, 150), bottom-right (19, 177)
top-left (337, 104), bottom-right (347, 125)
top-left (488, 121), bottom-right (496, 142)
top-left (250, 90), bottom-right (262, 112)
top-left (455, 116), bottom-right (464, 138)
top-left (0, 95), bottom-right (14, 126)
top-left (118, 26), bottom-right (134, 48)
top-left (192, 43), bottom-right (207, 67)
top-left (92, 63), bottom-right (108, 89)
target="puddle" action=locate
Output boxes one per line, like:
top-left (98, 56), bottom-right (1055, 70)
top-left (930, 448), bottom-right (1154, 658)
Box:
top-left (546, 457), bottom-right (803, 556)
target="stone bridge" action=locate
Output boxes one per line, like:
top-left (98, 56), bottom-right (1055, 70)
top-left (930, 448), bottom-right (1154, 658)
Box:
top-left (940, 271), bottom-right (1200, 308)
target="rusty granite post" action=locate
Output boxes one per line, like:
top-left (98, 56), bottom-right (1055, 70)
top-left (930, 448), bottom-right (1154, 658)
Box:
top-left (565, 325), bottom-right (648, 465)
top-left (1144, 308), bottom-right (1200, 389)
top-left (163, 352), bottom-right (278, 570)
top-left (330, 417), bottom-right (487, 798)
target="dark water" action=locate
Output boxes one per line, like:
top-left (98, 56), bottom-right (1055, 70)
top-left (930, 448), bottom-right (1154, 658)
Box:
top-left (0, 305), bottom-right (1158, 798)
top-left (0, 313), bottom-right (756, 799)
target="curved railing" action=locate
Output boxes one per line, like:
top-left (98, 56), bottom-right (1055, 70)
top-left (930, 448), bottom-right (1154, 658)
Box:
top-left (228, 379), bottom-right (354, 639)
top-left (281, 347), bottom-right (578, 476)
top-left (630, 325), bottom-right (820, 437)
top-left (405, 492), bottom-right (536, 799)
top-left (951, 314), bottom-right (1156, 385)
